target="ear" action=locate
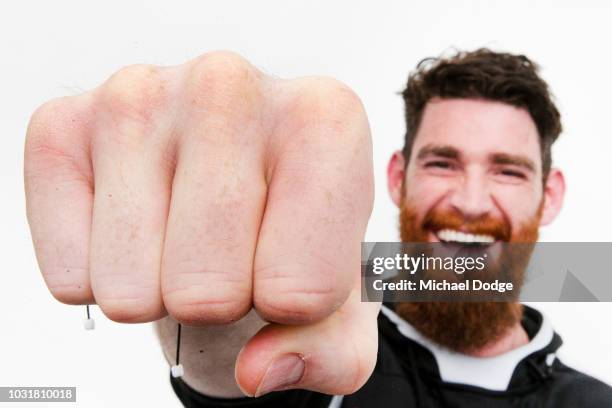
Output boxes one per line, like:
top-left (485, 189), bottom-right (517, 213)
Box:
top-left (539, 168), bottom-right (566, 226)
top-left (387, 150), bottom-right (406, 208)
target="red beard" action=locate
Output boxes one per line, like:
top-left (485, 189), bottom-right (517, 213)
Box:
top-left (394, 199), bottom-right (541, 353)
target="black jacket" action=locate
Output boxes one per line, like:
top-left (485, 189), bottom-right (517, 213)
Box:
top-left (170, 305), bottom-right (612, 407)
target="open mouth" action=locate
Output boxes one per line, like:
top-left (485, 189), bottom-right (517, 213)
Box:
top-left (435, 229), bottom-right (496, 246)
top-left (431, 228), bottom-right (504, 271)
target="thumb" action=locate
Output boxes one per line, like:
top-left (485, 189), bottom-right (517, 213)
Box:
top-left (235, 290), bottom-right (380, 397)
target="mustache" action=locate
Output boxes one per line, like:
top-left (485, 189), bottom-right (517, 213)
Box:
top-left (397, 198), bottom-right (542, 352)
top-left (422, 208), bottom-right (511, 241)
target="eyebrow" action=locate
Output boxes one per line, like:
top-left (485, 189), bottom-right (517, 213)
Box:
top-left (416, 144), bottom-right (460, 160)
top-left (490, 153), bottom-right (536, 173)
top-left (416, 144), bottom-right (536, 173)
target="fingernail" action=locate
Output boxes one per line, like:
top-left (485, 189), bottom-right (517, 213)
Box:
top-left (254, 353), bottom-right (305, 397)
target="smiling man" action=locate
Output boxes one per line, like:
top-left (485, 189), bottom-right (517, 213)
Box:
top-left (329, 49), bottom-right (612, 407)
top-left (25, 49), bottom-right (612, 407)
top-left (388, 50), bottom-right (561, 358)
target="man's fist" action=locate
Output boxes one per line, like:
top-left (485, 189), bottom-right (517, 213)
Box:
top-left (24, 51), bottom-right (378, 396)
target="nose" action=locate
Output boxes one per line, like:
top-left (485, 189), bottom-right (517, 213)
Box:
top-left (448, 169), bottom-right (494, 220)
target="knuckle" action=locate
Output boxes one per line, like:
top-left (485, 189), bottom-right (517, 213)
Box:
top-left (28, 98), bottom-right (65, 131)
top-left (162, 269), bottom-right (252, 325)
top-left (254, 270), bottom-right (343, 324)
top-left (43, 267), bottom-right (92, 305)
top-left (186, 50), bottom-right (259, 109)
top-left (24, 96), bottom-right (93, 188)
top-left (26, 97), bottom-right (75, 148)
top-left (279, 77), bottom-right (370, 146)
top-left (95, 280), bottom-right (164, 323)
top-left (97, 295), bottom-right (164, 323)
top-left (164, 293), bottom-right (251, 325)
top-left (254, 291), bottom-right (336, 324)
top-left (291, 76), bottom-right (365, 123)
top-left (48, 283), bottom-right (92, 305)
top-left (98, 64), bottom-right (166, 122)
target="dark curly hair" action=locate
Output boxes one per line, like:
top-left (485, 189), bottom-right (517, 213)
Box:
top-left (401, 48), bottom-right (562, 179)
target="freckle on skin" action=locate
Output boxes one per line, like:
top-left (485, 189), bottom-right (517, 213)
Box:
top-left (108, 194), bottom-right (112, 198)
top-left (325, 190), bottom-right (333, 206)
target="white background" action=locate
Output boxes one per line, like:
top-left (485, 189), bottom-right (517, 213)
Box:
top-left (1, 1), bottom-right (611, 407)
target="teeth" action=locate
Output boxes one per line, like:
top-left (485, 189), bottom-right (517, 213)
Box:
top-left (436, 229), bottom-right (495, 244)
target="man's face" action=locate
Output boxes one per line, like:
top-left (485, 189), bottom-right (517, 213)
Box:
top-left (387, 98), bottom-right (565, 353)
top-left (401, 98), bottom-right (544, 243)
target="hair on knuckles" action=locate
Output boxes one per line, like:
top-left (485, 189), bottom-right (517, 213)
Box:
top-left (401, 48), bottom-right (562, 179)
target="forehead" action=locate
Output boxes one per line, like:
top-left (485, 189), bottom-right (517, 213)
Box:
top-left (412, 98), bottom-right (542, 167)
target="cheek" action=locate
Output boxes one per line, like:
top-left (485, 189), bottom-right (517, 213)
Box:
top-left (404, 174), bottom-right (450, 215)
top-left (491, 184), bottom-right (543, 227)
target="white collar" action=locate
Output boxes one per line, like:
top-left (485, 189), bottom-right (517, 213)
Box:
top-left (380, 305), bottom-right (555, 391)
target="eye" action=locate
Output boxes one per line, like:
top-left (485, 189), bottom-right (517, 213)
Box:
top-left (499, 169), bottom-right (527, 179)
top-left (425, 160), bottom-right (454, 169)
